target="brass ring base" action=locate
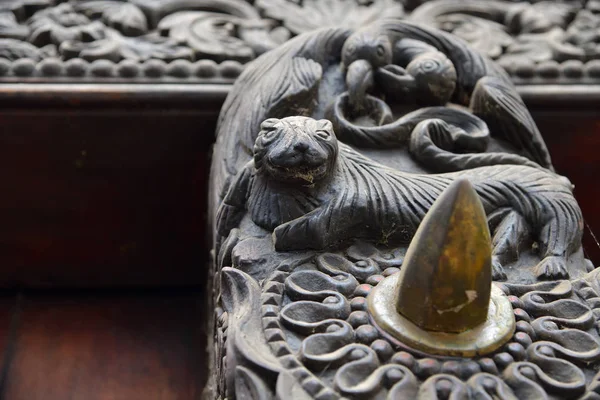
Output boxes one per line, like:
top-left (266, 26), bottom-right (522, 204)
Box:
top-left (367, 273), bottom-right (516, 358)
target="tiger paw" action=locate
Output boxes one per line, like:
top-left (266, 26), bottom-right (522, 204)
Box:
top-left (491, 256), bottom-right (507, 281)
top-left (273, 218), bottom-right (323, 252)
top-left (273, 222), bottom-right (295, 251)
top-left (535, 256), bottom-right (569, 280)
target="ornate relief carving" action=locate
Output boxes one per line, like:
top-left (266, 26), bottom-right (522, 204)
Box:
top-left (1, 0), bottom-right (599, 84)
top-left (211, 249), bottom-right (600, 398)
top-left (218, 116), bottom-right (579, 280)
top-left (255, 0), bottom-right (405, 35)
top-left (207, 18), bottom-right (598, 400)
top-left (408, 0), bottom-right (600, 83)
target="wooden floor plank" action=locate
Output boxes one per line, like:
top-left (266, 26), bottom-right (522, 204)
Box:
top-left (1, 290), bottom-right (206, 400)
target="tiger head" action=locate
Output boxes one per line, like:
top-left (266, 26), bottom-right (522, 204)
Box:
top-left (253, 117), bottom-right (339, 185)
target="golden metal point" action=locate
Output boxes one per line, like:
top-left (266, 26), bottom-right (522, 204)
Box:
top-left (368, 179), bottom-right (515, 357)
top-left (397, 178), bottom-right (492, 332)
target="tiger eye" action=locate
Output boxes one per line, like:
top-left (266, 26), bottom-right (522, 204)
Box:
top-left (315, 130), bottom-right (330, 139)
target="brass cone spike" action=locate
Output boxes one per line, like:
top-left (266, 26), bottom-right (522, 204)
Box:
top-left (395, 178), bottom-right (492, 333)
top-left (367, 179), bottom-right (515, 357)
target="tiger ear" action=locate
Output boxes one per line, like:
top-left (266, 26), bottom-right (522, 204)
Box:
top-left (317, 119), bottom-right (334, 132)
top-left (260, 118), bottom-right (280, 131)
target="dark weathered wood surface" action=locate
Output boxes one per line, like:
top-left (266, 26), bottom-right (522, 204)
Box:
top-left (0, 289), bottom-right (206, 400)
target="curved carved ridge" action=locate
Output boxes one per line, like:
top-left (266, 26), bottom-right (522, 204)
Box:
top-left (1, 0), bottom-right (600, 85)
top-left (208, 17), bottom-right (596, 400)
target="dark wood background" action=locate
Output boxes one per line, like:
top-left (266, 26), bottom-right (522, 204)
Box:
top-left (533, 110), bottom-right (600, 264)
top-left (0, 109), bottom-right (217, 287)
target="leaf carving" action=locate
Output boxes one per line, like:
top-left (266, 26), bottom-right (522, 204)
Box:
top-left (0, 38), bottom-right (43, 60)
top-left (0, 0), bottom-right (53, 21)
top-left (75, 1), bottom-right (148, 36)
top-left (117, 31), bottom-right (193, 61)
top-left (159, 11), bottom-right (284, 63)
top-left (514, 1), bottom-right (578, 34)
top-left (234, 366), bottom-right (273, 400)
top-left (256, 0), bottom-right (404, 35)
top-left (27, 4), bottom-right (105, 47)
top-left (220, 268), bottom-right (281, 397)
top-left (437, 14), bottom-right (513, 59)
top-left (60, 28), bottom-right (193, 62)
top-left (0, 11), bottom-right (29, 40)
top-left (499, 28), bottom-right (584, 65)
top-left (159, 11), bottom-right (255, 63)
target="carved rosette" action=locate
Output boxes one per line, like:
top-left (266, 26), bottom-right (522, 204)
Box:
top-left (1, 0), bottom-right (600, 84)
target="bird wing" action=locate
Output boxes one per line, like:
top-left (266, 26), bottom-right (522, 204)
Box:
top-left (470, 76), bottom-right (553, 169)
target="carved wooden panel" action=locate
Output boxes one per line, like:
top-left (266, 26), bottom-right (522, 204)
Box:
top-left (1, 0), bottom-right (600, 87)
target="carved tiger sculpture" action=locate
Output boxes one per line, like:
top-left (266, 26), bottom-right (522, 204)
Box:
top-left (217, 116), bottom-right (583, 281)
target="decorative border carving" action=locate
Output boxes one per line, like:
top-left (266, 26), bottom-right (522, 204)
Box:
top-left (2, 0), bottom-right (600, 87)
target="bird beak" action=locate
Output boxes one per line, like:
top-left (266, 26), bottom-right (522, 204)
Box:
top-left (374, 64), bottom-right (416, 94)
top-left (346, 59), bottom-right (374, 110)
top-left (347, 62), bottom-right (417, 109)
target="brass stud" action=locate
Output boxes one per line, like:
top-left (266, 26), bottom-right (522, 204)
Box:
top-left (368, 179), bottom-right (515, 357)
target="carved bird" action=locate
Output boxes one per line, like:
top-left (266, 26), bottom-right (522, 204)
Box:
top-left (341, 19), bottom-right (553, 170)
top-left (210, 27), bottom-right (353, 225)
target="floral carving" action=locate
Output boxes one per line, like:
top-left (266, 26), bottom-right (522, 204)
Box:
top-left (255, 0), bottom-right (405, 35)
top-left (0, 11), bottom-right (29, 40)
top-left (409, 0), bottom-right (580, 66)
top-left (75, 1), bottom-right (149, 36)
top-left (0, 0), bottom-right (599, 82)
top-left (514, 1), bottom-right (576, 34)
top-left (0, 0), bottom-right (54, 20)
top-left (58, 27), bottom-right (192, 62)
top-left (22, 3), bottom-right (191, 63)
top-left (158, 11), bottom-right (285, 63)
top-left (436, 14), bottom-right (513, 59)
top-left (27, 3), bottom-right (105, 47)
top-left (565, 9), bottom-right (600, 61)
top-left (498, 28), bottom-right (584, 66)
top-left (0, 37), bottom-right (48, 61)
